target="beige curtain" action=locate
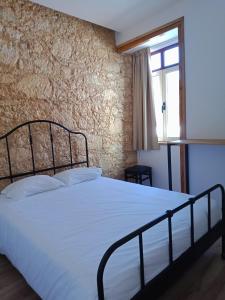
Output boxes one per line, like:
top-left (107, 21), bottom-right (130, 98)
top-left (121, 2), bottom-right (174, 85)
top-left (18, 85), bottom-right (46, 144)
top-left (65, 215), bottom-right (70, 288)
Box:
top-left (133, 48), bottom-right (159, 151)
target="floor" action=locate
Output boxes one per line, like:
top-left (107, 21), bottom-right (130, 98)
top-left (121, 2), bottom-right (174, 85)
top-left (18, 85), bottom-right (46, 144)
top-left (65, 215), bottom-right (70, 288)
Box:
top-left (160, 240), bottom-right (225, 300)
top-left (0, 241), bottom-right (225, 300)
top-left (0, 256), bottom-right (40, 300)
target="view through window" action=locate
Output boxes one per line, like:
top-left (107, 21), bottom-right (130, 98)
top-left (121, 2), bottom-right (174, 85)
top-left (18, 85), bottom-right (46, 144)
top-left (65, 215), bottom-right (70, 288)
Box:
top-left (150, 32), bottom-right (180, 140)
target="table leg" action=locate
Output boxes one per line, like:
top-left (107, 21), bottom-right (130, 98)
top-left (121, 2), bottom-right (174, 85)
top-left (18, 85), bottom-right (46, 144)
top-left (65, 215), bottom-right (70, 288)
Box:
top-left (185, 144), bottom-right (190, 194)
top-left (149, 171), bottom-right (153, 186)
top-left (167, 144), bottom-right (173, 191)
top-left (135, 175), bottom-right (138, 183)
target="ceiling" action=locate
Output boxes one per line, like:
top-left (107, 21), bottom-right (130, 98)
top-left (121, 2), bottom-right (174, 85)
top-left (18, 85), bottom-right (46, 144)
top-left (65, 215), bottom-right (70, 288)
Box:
top-left (32, 0), bottom-right (181, 32)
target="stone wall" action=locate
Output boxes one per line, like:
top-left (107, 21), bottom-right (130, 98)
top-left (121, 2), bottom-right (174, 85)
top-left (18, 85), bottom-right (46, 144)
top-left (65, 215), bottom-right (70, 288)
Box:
top-left (0, 0), bottom-right (136, 186)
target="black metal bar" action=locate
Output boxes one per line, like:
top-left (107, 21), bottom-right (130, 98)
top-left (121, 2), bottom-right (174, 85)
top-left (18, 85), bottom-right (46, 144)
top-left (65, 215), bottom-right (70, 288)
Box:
top-left (149, 169), bottom-right (153, 186)
top-left (135, 174), bottom-right (138, 183)
top-left (97, 271), bottom-right (105, 300)
top-left (221, 186), bottom-right (225, 259)
top-left (190, 199), bottom-right (195, 246)
top-left (167, 210), bottom-right (173, 264)
top-left (191, 184), bottom-right (222, 200)
top-left (85, 134), bottom-right (89, 167)
top-left (28, 124), bottom-right (36, 175)
top-left (68, 132), bottom-right (73, 168)
top-left (185, 144), bottom-right (190, 194)
top-left (97, 184), bottom-right (223, 256)
top-left (139, 233), bottom-right (145, 289)
top-left (49, 123), bottom-right (56, 174)
top-left (167, 144), bottom-right (172, 191)
top-left (5, 136), bottom-right (13, 183)
top-left (0, 161), bottom-right (88, 181)
top-left (0, 120), bottom-right (88, 140)
top-left (132, 222), bottom-right (222, 300)
top-left (0, 120), bottom-right (89, 183)
top-left (208, 193), bottom-right (211, 231)
top-left (97, 213), bottom-right (170, 300)
top-left (1, 121), bottom-right (224, 300)
top-left (97, 184), bottom-right (225, 300)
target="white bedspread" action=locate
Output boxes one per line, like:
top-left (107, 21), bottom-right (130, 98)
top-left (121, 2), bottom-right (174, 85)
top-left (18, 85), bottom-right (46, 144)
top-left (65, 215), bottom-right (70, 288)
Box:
top-left (0, 177), bottom-right (221, 300)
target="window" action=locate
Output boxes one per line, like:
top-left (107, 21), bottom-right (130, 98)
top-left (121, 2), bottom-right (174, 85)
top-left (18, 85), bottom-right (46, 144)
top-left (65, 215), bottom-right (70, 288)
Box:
top-left (151, 53), bottom-right (161, 71)
top-left (164, 46), bottom-right (179, 66)
top-left (151, 44), bottom-right (180, 140)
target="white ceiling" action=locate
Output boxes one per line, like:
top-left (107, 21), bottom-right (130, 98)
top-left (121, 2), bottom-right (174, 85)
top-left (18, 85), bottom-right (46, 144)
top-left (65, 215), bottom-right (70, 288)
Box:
top-left (32, 0), bottom-right (181, 32)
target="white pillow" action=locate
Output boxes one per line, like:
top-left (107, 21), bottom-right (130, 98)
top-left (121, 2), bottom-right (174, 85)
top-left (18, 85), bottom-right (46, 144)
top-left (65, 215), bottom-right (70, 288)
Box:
top-left (54, 167), bottom-right (102, 186)
top-left (1, 175), bottom-right (65, 199)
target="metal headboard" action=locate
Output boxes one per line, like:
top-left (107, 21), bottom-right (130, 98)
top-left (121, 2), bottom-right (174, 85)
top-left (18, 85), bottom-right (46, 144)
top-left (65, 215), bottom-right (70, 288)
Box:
top-left (0, 120), bottom-right (89, 183)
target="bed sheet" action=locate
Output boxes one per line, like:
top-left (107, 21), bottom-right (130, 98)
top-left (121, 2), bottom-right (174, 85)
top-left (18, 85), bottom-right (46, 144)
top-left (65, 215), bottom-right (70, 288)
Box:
top-left (0, 177), bottom-right (221, 300)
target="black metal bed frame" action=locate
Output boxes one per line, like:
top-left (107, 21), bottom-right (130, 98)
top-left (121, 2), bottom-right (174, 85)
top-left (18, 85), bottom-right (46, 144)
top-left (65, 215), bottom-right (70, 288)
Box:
top-left (0, 120), bottom-right (224, 300)
top-left (97, 184), bottom-right (225, 300)
top-left (0, 120), bottom-right (89, 183)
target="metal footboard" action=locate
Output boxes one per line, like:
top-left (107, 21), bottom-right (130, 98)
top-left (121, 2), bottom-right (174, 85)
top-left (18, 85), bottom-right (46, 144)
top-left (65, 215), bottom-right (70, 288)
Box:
top-left (97, 184), bottom-right (225, 300)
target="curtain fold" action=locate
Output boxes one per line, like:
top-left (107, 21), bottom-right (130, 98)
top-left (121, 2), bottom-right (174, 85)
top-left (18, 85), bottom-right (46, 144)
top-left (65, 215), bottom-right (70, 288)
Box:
top-left (133, 48), bottom-right (159, 151)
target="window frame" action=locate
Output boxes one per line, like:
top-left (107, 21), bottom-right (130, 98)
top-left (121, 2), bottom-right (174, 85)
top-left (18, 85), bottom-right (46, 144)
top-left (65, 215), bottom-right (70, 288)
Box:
top-left (117, 17), bottom-right (188, 193)
top-left (151, 43), bottom-right (179, 72)
top-left (152, 64), bottom-right (180, 140)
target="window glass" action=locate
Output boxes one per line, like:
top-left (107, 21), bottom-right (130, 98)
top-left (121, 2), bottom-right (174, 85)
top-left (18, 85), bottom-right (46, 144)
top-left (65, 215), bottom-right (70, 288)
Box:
top-left (164, 46), bottom-right (179, 67)
top-left (151, 53), bottom-right (161, 71)
top-left (165, 69), bottom-right (180, 137)
top-left (152, 73), bottom-right (163, 139)
top-left (150, 43), bottom-right (180, 139)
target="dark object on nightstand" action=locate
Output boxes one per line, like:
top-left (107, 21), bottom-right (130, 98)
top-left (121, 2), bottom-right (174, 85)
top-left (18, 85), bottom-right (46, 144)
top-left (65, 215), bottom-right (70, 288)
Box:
top-left (125, 165), bottom-right (152, 186)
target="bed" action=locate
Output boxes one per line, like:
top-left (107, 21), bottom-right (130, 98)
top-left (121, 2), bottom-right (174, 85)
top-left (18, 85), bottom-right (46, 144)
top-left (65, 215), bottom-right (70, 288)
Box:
top-left (0, 120), bottom-right (224, 300)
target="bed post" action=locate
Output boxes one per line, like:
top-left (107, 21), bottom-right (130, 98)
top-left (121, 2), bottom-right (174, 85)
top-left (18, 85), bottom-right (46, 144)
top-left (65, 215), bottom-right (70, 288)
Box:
top-left (219, 184), bottom-right (225, 259)
top-left (221, 185), bottom-right (225, 259)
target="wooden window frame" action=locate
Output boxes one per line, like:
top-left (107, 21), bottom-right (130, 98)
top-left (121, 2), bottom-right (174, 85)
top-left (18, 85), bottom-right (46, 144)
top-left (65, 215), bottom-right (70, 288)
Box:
top-left (117, 17), bottom-right (188, 193)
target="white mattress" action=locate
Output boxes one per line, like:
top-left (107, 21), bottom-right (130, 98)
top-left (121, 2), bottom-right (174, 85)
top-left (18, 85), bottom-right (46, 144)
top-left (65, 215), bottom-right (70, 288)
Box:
top-left (0, 177), bottom-right (221, 300)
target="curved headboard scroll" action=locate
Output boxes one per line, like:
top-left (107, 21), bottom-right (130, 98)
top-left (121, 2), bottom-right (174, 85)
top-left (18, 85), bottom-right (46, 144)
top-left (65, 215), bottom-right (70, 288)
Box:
top-left (0, 120), bottom-right (89, 184)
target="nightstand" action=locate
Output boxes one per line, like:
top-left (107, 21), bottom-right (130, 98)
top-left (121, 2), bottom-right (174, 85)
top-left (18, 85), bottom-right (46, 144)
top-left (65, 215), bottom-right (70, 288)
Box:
top-left (125, 165), bottom-right (152, 186)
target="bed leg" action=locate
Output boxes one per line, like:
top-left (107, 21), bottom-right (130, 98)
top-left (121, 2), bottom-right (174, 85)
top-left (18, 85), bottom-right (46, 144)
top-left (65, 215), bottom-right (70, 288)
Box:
top-left (221, 185), bottom-right (225, 260)
top-left (221, 235), bottom-right (225, 260)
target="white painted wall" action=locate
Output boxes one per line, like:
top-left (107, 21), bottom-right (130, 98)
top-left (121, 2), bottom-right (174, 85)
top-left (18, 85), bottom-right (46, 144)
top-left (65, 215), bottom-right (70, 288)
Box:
top-left (189, 145), bottom-right (225, 195)
top-left (138, 146), bottom-right (181, 192)
top-left (117, 0), bottom-right (225, 194)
